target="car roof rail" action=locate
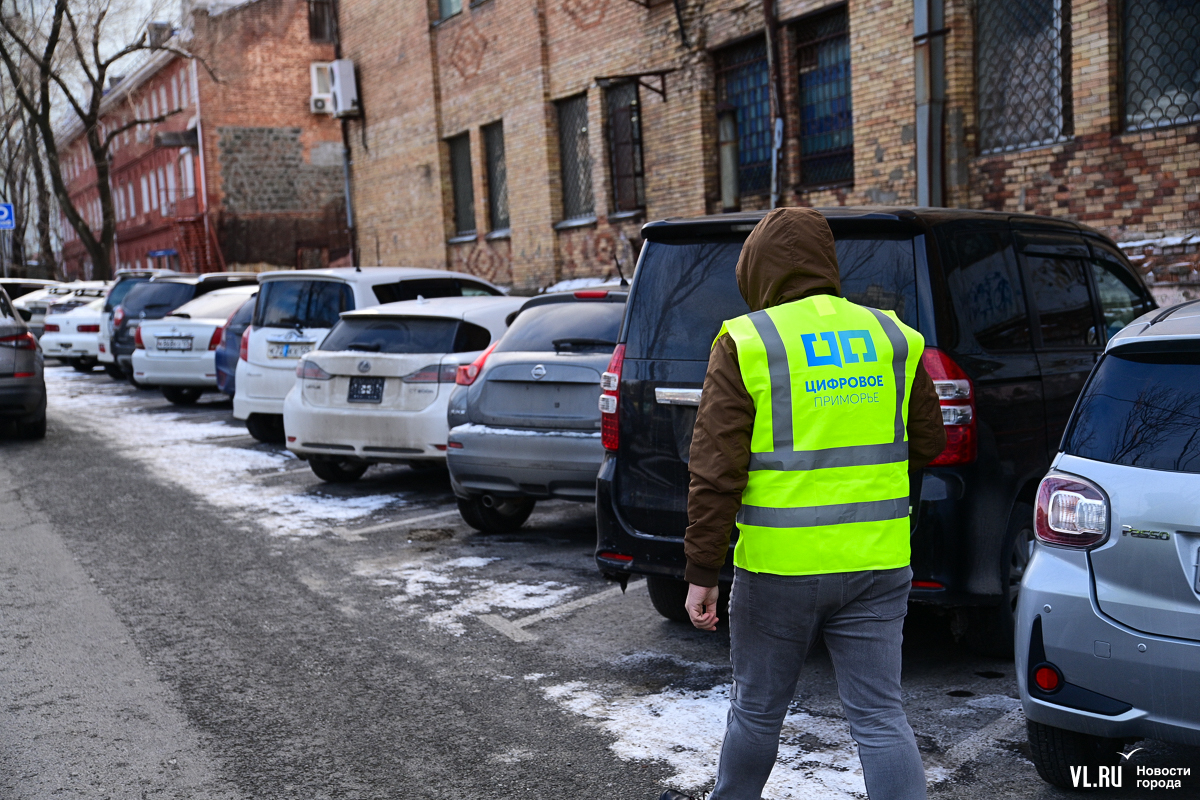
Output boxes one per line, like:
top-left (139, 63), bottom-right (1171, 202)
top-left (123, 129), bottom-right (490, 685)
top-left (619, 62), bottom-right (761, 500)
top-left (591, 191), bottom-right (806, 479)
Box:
top-left (1147, 298), bottom-right (1200, 327)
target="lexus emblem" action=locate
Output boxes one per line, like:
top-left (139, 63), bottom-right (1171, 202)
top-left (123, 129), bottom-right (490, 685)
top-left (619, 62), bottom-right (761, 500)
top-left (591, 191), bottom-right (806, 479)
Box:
top-left (531, 364), bottom-right (547, 380)
top-left (357, 360), bottom-right (371, 374)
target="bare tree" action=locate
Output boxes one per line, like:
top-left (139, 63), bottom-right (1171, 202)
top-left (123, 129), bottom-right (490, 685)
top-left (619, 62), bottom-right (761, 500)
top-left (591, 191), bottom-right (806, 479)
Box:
top-left (0, 0), bottom-right (200, 280)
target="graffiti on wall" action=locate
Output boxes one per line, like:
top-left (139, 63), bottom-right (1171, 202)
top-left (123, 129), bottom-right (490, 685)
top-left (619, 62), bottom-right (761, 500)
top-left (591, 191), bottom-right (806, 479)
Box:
top-left (557, 222), bottom-right (640, 282)
top-left (450, 237), bottom-right (513, 285)
top-left (562, 0), bottom-right (610, 30)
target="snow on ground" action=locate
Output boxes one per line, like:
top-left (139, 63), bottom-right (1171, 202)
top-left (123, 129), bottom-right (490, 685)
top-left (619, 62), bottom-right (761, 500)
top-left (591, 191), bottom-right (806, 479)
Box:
top-left (45, 368), bottom-right (399, 536)
top-left (354, 555), bottom-right (578, 635)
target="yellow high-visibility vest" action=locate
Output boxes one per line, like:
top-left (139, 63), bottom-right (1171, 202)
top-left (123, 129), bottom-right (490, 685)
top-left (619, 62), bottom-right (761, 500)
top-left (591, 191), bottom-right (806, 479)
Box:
top-left (720, 293), bottom-right (924, 575)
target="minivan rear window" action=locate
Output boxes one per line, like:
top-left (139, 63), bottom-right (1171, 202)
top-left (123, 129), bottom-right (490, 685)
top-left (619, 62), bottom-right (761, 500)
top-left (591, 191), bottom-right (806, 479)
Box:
top-left (255, 280), bottom-right (353, 329)
top-left (1063, 349), bottom-right (1200, 474)
top-left (497, 302), bottom-right (624, 353)
top-left (625, 237), bottom-right (918, 360)
top-left (106, 277), bottom-right (149, 312)
top-left (122, 282), bottom-right (196, 315)
top-left (169, 291), bottom-right (255, 321)
top-left (320, 317), bottom-right (492, 354)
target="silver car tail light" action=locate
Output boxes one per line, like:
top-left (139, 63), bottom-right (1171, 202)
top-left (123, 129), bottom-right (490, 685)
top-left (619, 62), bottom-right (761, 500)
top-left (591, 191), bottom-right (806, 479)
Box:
top-left (1035, 473), bottom-right (1109, 548)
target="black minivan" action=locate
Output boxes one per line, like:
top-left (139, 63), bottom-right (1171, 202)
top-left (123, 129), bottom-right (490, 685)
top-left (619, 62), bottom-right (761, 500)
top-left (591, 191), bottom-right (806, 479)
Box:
top-left (594, 208), bottom-right (1155, 655)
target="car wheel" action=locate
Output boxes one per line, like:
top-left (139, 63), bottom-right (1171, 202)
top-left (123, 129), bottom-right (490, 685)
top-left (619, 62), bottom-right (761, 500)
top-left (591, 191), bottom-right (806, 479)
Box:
top-left (72, 360), bottom-right (95, 373)
top-left (104, 363), bottom-right (125, 380)
top-left (1026, 719), bottom-right (1121, 789)
top-left (646, 575), bottom-right (693, 624)
top-left (456, 495), bottom-right (535, 534)
top-left (309, 457), bottom-right (369, 483)
top-left (967, 502), bottom-right (1035, 658)
top-left (162, 387), bottom-right (203, 405)
top-left (245, 414), bottom-right (285, 444)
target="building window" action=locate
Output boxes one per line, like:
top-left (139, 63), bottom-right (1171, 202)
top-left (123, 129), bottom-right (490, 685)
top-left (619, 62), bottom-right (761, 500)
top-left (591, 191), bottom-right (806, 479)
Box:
top-left (715, 37), bottom-right (771, 199)
top-left (447, 133), bottom-right (475, 236)
top-left (556, 93), bottom-right (594, 221)
top-left (1124, 0), bottom-right (1200, 130)
top-left (795, 8), bottom-right (853, 187)
top-left (976, 0), bottom-right (1071, 154)
top-left (308, 0), bottom-right (337, 42)
top-left (606, 82), bottom-right (645, 212)
top-left (482, 121), bottom-right (509, 231)
top-left (438, 0), bottom-right (463, 21)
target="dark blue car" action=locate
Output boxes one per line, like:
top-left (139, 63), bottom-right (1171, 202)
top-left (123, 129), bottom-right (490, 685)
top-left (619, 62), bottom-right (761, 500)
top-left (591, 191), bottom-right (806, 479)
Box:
top-left (216, 294), bottom-right (256, 397)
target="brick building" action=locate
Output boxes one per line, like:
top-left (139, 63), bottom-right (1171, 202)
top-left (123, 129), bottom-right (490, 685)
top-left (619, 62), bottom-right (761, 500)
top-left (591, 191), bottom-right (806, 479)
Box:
top-left (58, 0), bottom-right (350, 279)
top-left (337, 0), bottom-right (1198, 293)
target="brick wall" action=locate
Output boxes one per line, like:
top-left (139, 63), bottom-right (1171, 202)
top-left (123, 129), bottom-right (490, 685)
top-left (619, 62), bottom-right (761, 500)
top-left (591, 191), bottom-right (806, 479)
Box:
top-left (339, 0), bottom-right (1199, 289)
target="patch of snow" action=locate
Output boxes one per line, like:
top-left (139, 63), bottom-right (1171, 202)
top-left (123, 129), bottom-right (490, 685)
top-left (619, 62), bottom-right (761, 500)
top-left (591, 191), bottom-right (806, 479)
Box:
top-left (44, 369), bottom-right (402, 536)
top-left (450, 423), bottom-right (601, 439)
top-left (446, 556), bottom-right (501, 569)
top-left (965, 694), bottom-right (1021, 712)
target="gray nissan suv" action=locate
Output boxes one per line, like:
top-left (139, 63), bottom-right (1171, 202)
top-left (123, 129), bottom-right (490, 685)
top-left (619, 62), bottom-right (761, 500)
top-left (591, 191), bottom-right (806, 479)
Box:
top-left (1017, 299), bottom-right (1200, 788)
top-left (446, 288), bottom-right (627, 533)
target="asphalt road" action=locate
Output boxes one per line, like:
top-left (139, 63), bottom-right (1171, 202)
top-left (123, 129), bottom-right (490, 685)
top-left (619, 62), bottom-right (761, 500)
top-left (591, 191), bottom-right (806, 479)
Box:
top-left (1, 364), bottom-right (1196, 799)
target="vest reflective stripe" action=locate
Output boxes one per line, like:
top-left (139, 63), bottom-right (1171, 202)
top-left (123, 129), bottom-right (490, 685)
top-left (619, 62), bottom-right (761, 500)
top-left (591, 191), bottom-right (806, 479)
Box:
top-left (722, 295), bottom-right (925, 576)
top-left (738, 497), bottom-right (910, 528)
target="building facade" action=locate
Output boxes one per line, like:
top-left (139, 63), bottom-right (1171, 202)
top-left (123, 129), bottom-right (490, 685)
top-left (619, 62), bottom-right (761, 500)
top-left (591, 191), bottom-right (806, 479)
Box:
top-left (338, 0), bottom-right (1198, 292)
top-left (58, 0), bottom-right (349, 279)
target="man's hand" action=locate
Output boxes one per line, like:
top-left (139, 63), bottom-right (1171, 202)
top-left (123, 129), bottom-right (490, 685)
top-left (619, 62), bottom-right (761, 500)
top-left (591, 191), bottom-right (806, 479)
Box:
top-left (686, 583), bottom-right (720, 631)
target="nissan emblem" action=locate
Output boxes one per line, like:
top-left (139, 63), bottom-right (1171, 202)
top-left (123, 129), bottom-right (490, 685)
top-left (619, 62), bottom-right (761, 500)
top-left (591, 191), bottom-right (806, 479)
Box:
top-left (531, 364), bottom-right (547, 380)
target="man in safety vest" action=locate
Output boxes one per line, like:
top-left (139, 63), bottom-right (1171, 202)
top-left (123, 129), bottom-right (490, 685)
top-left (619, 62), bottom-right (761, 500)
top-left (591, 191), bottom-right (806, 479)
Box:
top-left (671, 208), bottom-right (946, 800)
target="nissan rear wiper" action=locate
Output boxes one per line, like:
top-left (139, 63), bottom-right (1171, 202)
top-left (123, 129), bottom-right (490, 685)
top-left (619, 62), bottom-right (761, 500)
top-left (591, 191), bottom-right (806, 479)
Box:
top-left (552, 337), bottom-right (616, 352)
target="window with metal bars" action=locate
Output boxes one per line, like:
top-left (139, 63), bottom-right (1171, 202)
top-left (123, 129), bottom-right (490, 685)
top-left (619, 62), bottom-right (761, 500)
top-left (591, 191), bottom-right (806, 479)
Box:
top-left (795, 8), bottom-right (853, 187)
top-left (308, 0), bottom-right (336, 42)
top-left (557, 94), bottom-right (595, 221)
top-left (716, 38), bottom-right (771, 197)
top-left (483, 121), bottom-right (509, 231)
top-left (1124, 0), bottom-right (1200, 131)
top-left (447, 133), bottom-right (475, 236)
top-left (976, 0), bottom-right (1071, 154)
top-left (606, 82), bottom-right (645, 212)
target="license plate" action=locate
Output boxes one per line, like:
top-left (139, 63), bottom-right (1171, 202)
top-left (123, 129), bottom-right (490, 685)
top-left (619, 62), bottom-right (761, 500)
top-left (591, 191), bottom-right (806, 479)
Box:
top-left (268, 342), bottom-right (314, 359)
top-left (348, 376), bottom-right (385, 403)
top-left (157, 337), bottom-right (192, 351)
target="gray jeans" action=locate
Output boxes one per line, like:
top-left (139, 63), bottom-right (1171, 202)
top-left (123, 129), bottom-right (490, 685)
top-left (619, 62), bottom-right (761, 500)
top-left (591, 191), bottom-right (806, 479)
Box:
top-left (710, 566), bottom-right (927, 800)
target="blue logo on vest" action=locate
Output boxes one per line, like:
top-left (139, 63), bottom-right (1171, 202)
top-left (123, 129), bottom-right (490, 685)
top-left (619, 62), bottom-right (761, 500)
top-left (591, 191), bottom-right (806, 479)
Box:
top-left (801, 330), bottom-right (877, 368)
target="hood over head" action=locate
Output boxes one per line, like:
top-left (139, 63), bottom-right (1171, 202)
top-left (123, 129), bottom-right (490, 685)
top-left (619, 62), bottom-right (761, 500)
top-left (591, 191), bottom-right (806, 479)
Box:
top-left (735, 207), bottom-right (841, 312)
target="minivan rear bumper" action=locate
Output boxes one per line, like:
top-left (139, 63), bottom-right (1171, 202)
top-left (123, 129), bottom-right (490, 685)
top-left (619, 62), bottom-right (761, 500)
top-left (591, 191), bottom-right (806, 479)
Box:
top-left (447, 424), bottom-right (603, 501)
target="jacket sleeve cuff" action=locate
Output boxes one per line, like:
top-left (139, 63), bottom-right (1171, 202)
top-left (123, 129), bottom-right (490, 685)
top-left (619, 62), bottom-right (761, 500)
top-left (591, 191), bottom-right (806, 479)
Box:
top-left (684, 561), bottom-right (721, 588)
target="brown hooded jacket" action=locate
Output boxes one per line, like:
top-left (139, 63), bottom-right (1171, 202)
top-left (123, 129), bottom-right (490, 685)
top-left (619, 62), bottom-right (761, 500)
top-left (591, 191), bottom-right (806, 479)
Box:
top-left (683, 208), bottom-right (947, 587)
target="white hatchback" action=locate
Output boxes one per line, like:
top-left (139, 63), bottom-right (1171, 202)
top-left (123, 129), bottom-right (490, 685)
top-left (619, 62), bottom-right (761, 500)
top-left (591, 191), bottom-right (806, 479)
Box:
top-left (284, 295), bottom-right (523, 482)
top-left (235, 267), bottom-right (504, 443)
top-left (39, 298), bottom-right (105, 370)
top-left (130, 285), bottom-right (259, 405)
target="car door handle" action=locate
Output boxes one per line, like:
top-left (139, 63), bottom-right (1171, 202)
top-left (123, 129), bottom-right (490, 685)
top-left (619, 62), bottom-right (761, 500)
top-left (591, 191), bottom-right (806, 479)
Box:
top-left (655, 388), bottom-right (702, 406)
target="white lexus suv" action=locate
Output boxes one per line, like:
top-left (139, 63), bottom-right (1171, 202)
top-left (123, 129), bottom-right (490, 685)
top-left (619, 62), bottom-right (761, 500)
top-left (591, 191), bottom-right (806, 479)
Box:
top-left (234, 267), bottom-right (504, 443)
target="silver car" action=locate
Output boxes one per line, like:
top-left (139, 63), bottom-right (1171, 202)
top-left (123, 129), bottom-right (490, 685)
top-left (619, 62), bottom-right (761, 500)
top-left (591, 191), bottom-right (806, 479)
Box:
top-left (0, 286), bottom-right (46, 439)
top-left (446, 289), bottom-right (627, 533)
top-left (1017, 299), bottom-right (1200, 788)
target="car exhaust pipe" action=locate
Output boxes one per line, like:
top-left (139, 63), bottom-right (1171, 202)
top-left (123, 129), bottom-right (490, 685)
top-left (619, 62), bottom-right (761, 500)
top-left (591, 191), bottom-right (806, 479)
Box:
top-left (481, 494), bottom-right (497, 509)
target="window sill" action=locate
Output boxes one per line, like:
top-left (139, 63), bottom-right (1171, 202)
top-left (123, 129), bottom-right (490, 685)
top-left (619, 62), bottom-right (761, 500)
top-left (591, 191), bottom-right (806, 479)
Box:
top-left (430, 10), bottom-right (462, 28)
top-left (607, 209), bottom-right (645, 222)
top-left (469, 0), bottom-right (492, 8)
top-left (447, 232), bottom-right (477, 245)
top-left (553, 216), bottom-right (598, 231)
top-left (485, 228), bottom-right (511, 240)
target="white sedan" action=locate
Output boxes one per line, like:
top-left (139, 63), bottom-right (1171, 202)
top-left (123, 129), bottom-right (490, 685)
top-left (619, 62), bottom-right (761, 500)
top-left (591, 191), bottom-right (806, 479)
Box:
top-left (130, 285), bottom-right (258, 405)
top-left (39, 298), bottom-right (105, 371)
top-left (284, 295), bottom-right (524, 482)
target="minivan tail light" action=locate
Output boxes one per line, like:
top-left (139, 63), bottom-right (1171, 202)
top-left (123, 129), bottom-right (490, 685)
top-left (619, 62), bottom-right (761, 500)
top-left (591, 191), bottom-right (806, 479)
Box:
top-left (113, 307), bottom-right (125, 328)
top-left (403, 364), bottom-right (459, 383)
top-left (921, 348), bottom-right (977, 466)
top-left (134, 326), bottom-right (144, 350)
top-left (296, 358), bottom-right (332, 380)
top-left (1035, 473), bottom-right (1109, 548)
top-left (208, 327), bottom-right (224, 350)
top-left (456, 342), bottom-right (497, 386)
top-left (600, 343), bottom-right (625, 451)
top-left (239, 326), bottom-right (251, 361)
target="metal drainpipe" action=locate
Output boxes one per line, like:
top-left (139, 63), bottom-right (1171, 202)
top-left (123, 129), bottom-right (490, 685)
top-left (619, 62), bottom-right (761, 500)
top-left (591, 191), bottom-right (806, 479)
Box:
top-left (189, 57), bottom-right (216, 271)
top-left (914, 0), bottom-right (946, 207)
top-left (332, 1), bottom-right (359, 267)
top-left (764, 0), bottom-right (784, 209)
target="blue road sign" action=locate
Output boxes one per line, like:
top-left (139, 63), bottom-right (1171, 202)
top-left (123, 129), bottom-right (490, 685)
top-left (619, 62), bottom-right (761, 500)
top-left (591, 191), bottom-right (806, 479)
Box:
top-left (0, 203), bottom-right (13, 231)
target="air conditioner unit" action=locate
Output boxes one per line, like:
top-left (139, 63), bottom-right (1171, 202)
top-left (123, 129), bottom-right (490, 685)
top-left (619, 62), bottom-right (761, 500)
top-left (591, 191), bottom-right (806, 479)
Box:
top-left (330, 59), bottom-right (360, 118)
top-left (310, 95), bottom-right (333, 114)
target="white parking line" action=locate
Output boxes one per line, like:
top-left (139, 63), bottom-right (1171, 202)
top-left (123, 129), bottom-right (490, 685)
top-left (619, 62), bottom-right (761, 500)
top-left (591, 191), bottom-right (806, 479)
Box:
top-left (330, 508), bottom-right (461, 540)
top-left (479, 579), bottom-right (647, 642)
top-left (940, 708), bottom-right (1025, 775)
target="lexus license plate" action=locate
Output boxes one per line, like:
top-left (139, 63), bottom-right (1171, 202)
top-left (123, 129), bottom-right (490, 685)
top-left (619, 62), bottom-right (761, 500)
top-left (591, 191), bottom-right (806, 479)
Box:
top-left (157, 337), bottom-right (192, 351)
top-left (348, 376), bottom-right (385, 403)
top-left (268, 342), bottom-right (314, 359)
